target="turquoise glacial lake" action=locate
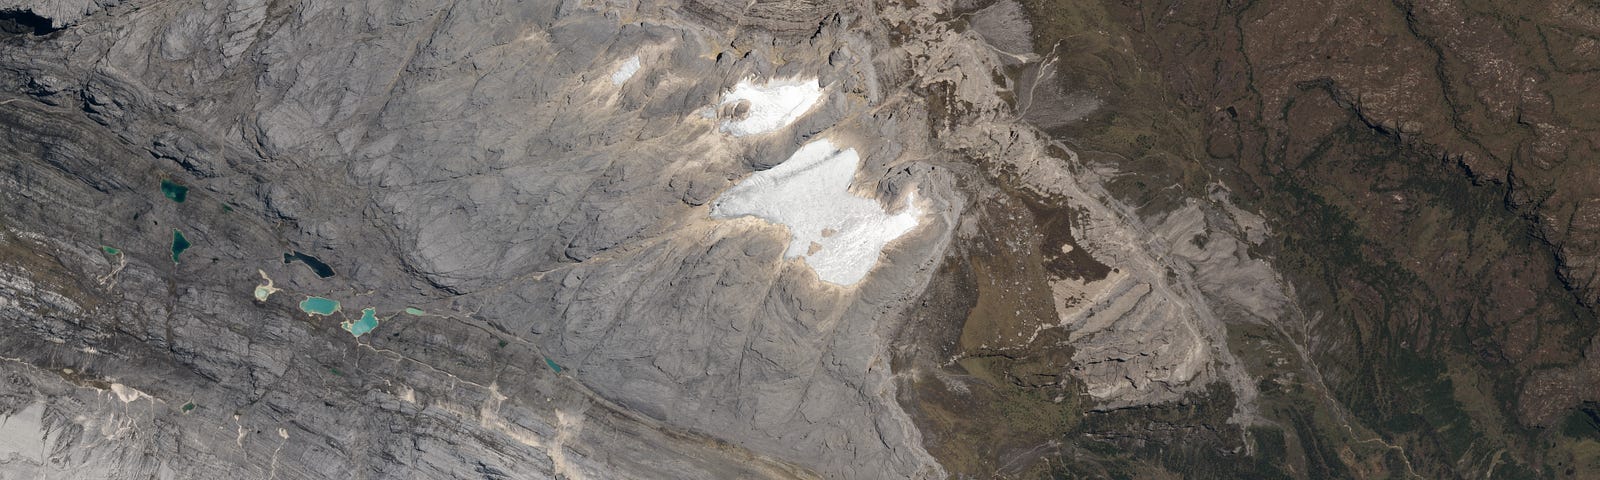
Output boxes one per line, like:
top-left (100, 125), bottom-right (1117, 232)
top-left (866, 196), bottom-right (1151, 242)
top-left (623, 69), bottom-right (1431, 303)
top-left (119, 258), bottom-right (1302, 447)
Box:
top-left (346, 307), bottom-right (379, 337)
top-left (298, 296), bottom-right (340, 316)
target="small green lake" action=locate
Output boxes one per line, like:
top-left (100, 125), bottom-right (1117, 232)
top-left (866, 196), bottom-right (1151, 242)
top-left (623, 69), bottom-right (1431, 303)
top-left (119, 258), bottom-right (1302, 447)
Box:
top-left (170, 229), bottom-right (191, 263)
top-left (283, 251), bottom-right (335, 278)
top-left (345, 307), bottom-right (379, 337)
top-left (100, 246), bottom-right (121, 255)
top-left (404, 307), bottom-right (425, 316)
top-left (544, 357), bottom-right (563, 373)
top-left (161, 179), bottom-right (188, 203)
top-left (298, 296), bottom-right (340, 316)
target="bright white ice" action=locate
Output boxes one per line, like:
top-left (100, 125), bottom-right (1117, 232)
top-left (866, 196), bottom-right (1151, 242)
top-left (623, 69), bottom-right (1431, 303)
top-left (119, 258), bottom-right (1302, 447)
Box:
top-left (712, 139), bottom-right (922, 286)
top-left (610, 55), bottom-right (641, 85)
top-left (717, 77), bottom-right (824, 137)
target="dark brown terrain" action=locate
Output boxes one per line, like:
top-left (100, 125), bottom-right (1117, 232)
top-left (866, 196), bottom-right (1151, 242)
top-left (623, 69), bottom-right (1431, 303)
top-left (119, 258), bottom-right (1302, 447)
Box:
top-left (892, 0), bottom-right (1600, 478)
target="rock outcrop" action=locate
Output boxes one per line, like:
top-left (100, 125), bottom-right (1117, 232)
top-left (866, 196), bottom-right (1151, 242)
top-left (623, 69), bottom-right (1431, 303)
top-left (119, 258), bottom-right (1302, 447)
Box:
top-left (0, 0), bottom-right (958, 478)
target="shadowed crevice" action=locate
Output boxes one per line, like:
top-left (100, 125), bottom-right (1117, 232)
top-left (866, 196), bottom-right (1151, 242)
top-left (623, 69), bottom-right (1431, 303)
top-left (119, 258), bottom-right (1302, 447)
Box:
top-left (0, 9), bottom-right (61, 36)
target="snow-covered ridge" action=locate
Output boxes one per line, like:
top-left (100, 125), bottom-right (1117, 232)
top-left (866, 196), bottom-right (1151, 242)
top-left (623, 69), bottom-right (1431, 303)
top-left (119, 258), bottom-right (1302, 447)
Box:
top-left (712, 139), bottom-right (921, 285)
top-left (716, 77), bottom-right (824, 137)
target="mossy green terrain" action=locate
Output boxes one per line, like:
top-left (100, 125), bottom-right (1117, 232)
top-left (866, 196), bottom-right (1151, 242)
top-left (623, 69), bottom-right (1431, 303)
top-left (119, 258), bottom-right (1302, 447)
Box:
top-left (1010, 0), bottom-right (1212, 213)
top-left (1080, 0), bottom-right (1597, 477)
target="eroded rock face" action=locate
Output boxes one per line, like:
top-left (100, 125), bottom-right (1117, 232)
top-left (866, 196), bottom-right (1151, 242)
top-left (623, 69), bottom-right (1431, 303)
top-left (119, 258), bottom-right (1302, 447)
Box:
top-left (683, 0), bottom-right (851, 35)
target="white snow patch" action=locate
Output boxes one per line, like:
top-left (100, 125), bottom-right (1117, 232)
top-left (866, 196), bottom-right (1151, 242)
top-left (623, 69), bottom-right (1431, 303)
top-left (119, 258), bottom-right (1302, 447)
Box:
top-left (712, 139), bottom-right (922, 285)
top-left (610, 55), bottom-right (641, 86)
top-left (716, 77), bottom-right (824, 137)
top-left (109, 383), bottom-right (147, 403)
top-left (235, 415), bottom-right (246, 446)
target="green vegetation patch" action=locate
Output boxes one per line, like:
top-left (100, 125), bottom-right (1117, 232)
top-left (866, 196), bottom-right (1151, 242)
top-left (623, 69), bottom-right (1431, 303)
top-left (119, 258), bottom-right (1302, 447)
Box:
top-left (1014, 0), bottom-right (1210, 215)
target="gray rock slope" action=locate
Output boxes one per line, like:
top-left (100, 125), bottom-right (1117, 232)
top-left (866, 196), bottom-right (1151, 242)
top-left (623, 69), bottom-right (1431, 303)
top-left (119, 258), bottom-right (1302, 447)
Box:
top-left (0, 0), bottom-right (957, 478)
top-left (0, 0), bottom-right (1309, 478)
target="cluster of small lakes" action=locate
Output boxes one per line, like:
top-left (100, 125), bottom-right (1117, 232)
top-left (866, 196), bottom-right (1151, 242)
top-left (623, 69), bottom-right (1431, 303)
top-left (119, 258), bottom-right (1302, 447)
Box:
top-left (96, 72), bottom-right (872, 384)
top-left (253, 245), bottom-right (423, 338)
top-left (125, 179), bottom-right (422, 338)
top-left (121, 178), bottom-right (572, 378)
